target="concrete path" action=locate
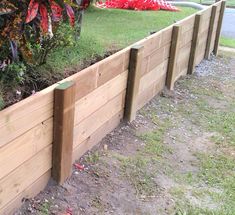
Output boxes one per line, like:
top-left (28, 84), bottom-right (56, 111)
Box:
top-left (221, 8), bottom-right (235, 38)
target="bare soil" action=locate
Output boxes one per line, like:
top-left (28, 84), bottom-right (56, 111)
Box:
top-left (15, 54), bottom-right (235, 215)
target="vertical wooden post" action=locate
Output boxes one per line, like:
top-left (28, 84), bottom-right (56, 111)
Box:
top-left (52, 81), bottom-right (76, 184)
top-left (188, 13), bottom-right (202, 75)
top-left (166, 24), bottom-right (181, 90)
top-left (213, 0), bottom-right (226, 56)
top-left (125, 45), bottom-right (143, 122)
top-left (205, 6), bottom-right (217, 59)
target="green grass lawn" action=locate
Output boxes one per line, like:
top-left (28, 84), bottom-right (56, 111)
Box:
top-left (188, 0), bottom-right (235, 7)
top-left (220, 36), bottom-right (235, 48)
top-left (44, 6), bottom-right (196, 73)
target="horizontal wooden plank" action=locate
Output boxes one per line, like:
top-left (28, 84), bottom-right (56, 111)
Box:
top-left (143, 32), bottom-right (162, 58)
top-left (178, 42), bottom-right (192, 64)
top-left (201, 6), bottom-right (212, 21)
top-left (199, 18), bottom-right (211, 34)
top-left (161, 26), bottom-right (173, 46)
top-left (179, 15), bottom-right (195, 34)
top-left (148, 44), bottom-right (170, 72)
top-left (73, 92), bottom-right (125, 148)
top-left (0, 94), bottom-right (53, 148)
top-left (140, 56), bottom-right (150, 77)
top-left (97, 51), bottom-right (127, 87)
top-left (137, 73), bottom-right (166, 110)
top-left (73, 111), bottom-right (123, 162)
top-left (62, 65), bottom-right (98, 101)
top-left (139, 60), bottom-right (168, 93)
top-left (180, 28), bottom-right (193, 48)
top-left (0, 118), bottom-right (52, 180)
top-left (74, 71), bottom-right (128, 124)
top-left (0, 146), bottom-right (52, 210)
top-left (0, 171), bottom-right (50, 215)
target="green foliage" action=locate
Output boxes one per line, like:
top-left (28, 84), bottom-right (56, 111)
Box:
top-left (0, 94), bottom-right (4, 110)
top-left (220, 37), bottom-right (235, 48)
top-left (0, 62), bottom-right (26, 86)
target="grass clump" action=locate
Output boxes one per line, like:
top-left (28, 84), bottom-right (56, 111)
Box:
top-left (121, 156), bottom-right (157, 197)
top-left (220, 37), bottom-right (235, 49)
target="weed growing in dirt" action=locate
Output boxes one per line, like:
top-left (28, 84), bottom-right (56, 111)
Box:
top-left (85, 151), bottom-right (100, 164)
top-left (121, 156), bottom-right (157, 197)
top-left (118, 111), bottom-right (171, 197)
top-left (39, 201), bottom-right (50, 215)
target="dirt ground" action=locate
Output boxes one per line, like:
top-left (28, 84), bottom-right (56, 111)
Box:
top-left (16, 53), bottom-right (235, 215)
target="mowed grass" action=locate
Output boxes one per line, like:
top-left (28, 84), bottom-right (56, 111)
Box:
top-left (45, 6), bottom-right (196, 73)
top-left (220, 36), bottom-right (235, 48)
top-left (188, 0), bottom-right (235, 7)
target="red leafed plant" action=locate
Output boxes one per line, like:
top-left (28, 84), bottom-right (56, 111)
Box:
top-left (0, 0), bottom-right (90, 67)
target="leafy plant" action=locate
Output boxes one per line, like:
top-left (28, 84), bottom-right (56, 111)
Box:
top-left (0, 62), bottom-right (27, 86)
top-left (0, 0), bottom-right (90, 65)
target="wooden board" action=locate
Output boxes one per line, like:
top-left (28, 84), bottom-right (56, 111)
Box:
top-left (140, 56), bottom-right (150, 77)
top-left (142, 32), bottom-right (162, 58)
top-left (166, 24), bottom-right (181, 90)
top-left (0, 118), bottom-right (52, 180)
top-left (0, 146), bottom-right (52, 210)
top-left (0, 94), bottom-right (54, 148)
top-left (97, 51), bottom-right (127, 87)
top-left (73, 92), bottom-right (125, 148)
top-left (178, 14), bottom-right (195, 34)
top-left (188, 12), bottom-right (203, 75)
top-left (73, 111), bottom-right (123, 162)
top-left (74, 71), bottom-right (128, 125)
top-left (148, 44), bottom-right (170, 72)
top-left (139, 60), bottom-right (168, 94)
top-left (125, 45), bottom-right (143, 122)
top-left (161, 26), bottom-right (173, 46)
top-left (199, 17), bottom-right (211, 34)
top-left (0, 171), bottom-right (50, 215)
top-left (52, 82), bottom-right (76, 184)
top-left (180, 28), bottom-right (194, 48)
top-left (205, 5), bottom-right (217, 59)
top-left (137, 73), bottom-right (166, 110)
top-left (201, 6), bottom-right (212, 22)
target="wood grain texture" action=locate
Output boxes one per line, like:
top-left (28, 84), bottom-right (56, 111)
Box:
top-left (205, 5), bottom-right (217, 59)
top-left (179, 28), bottom-right (194, 48)
top-left (0, 146), bottom-right (52, 210)
top-left (178, 14), bottom-right (195, 34)
top-left (125, 45), bottom-right (143, 122)
top-left (0, 171), bottom-right (50, 215)
top-left (213, 0), bottom-right (226, 55)
top-left (73, 111), bottom-right (123, 162)
top-left (175, 42), bottom-right (192, 80)
top-left (74, 71), bottom-right (128, 125)
top-left (73, 92), bottom-right (125, 148)
top-left (0, 88), bottom-right (54, 148)
top-left (97, 51), bottom-right (126, 87)
top-left (143, 32), bottom-right (162, 58)
top-left (137, 73), bottom-right (166, 110)
top-left (52, 81), bottom-right (76, 184)
top-left (0, 118), bottom-right (52, 180)
top-left (166, 24), bottom-right (181, 90)
top-left (188, 13), bottom-right (202, 74)
top-left (139, 60), bottom-right (168, 94)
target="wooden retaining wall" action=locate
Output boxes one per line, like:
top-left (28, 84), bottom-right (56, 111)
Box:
top-left (0, 1), bottom-right (225, 213)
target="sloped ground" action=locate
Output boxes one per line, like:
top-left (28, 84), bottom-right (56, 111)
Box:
top-left (16, 54), bottom-right (235, 215)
